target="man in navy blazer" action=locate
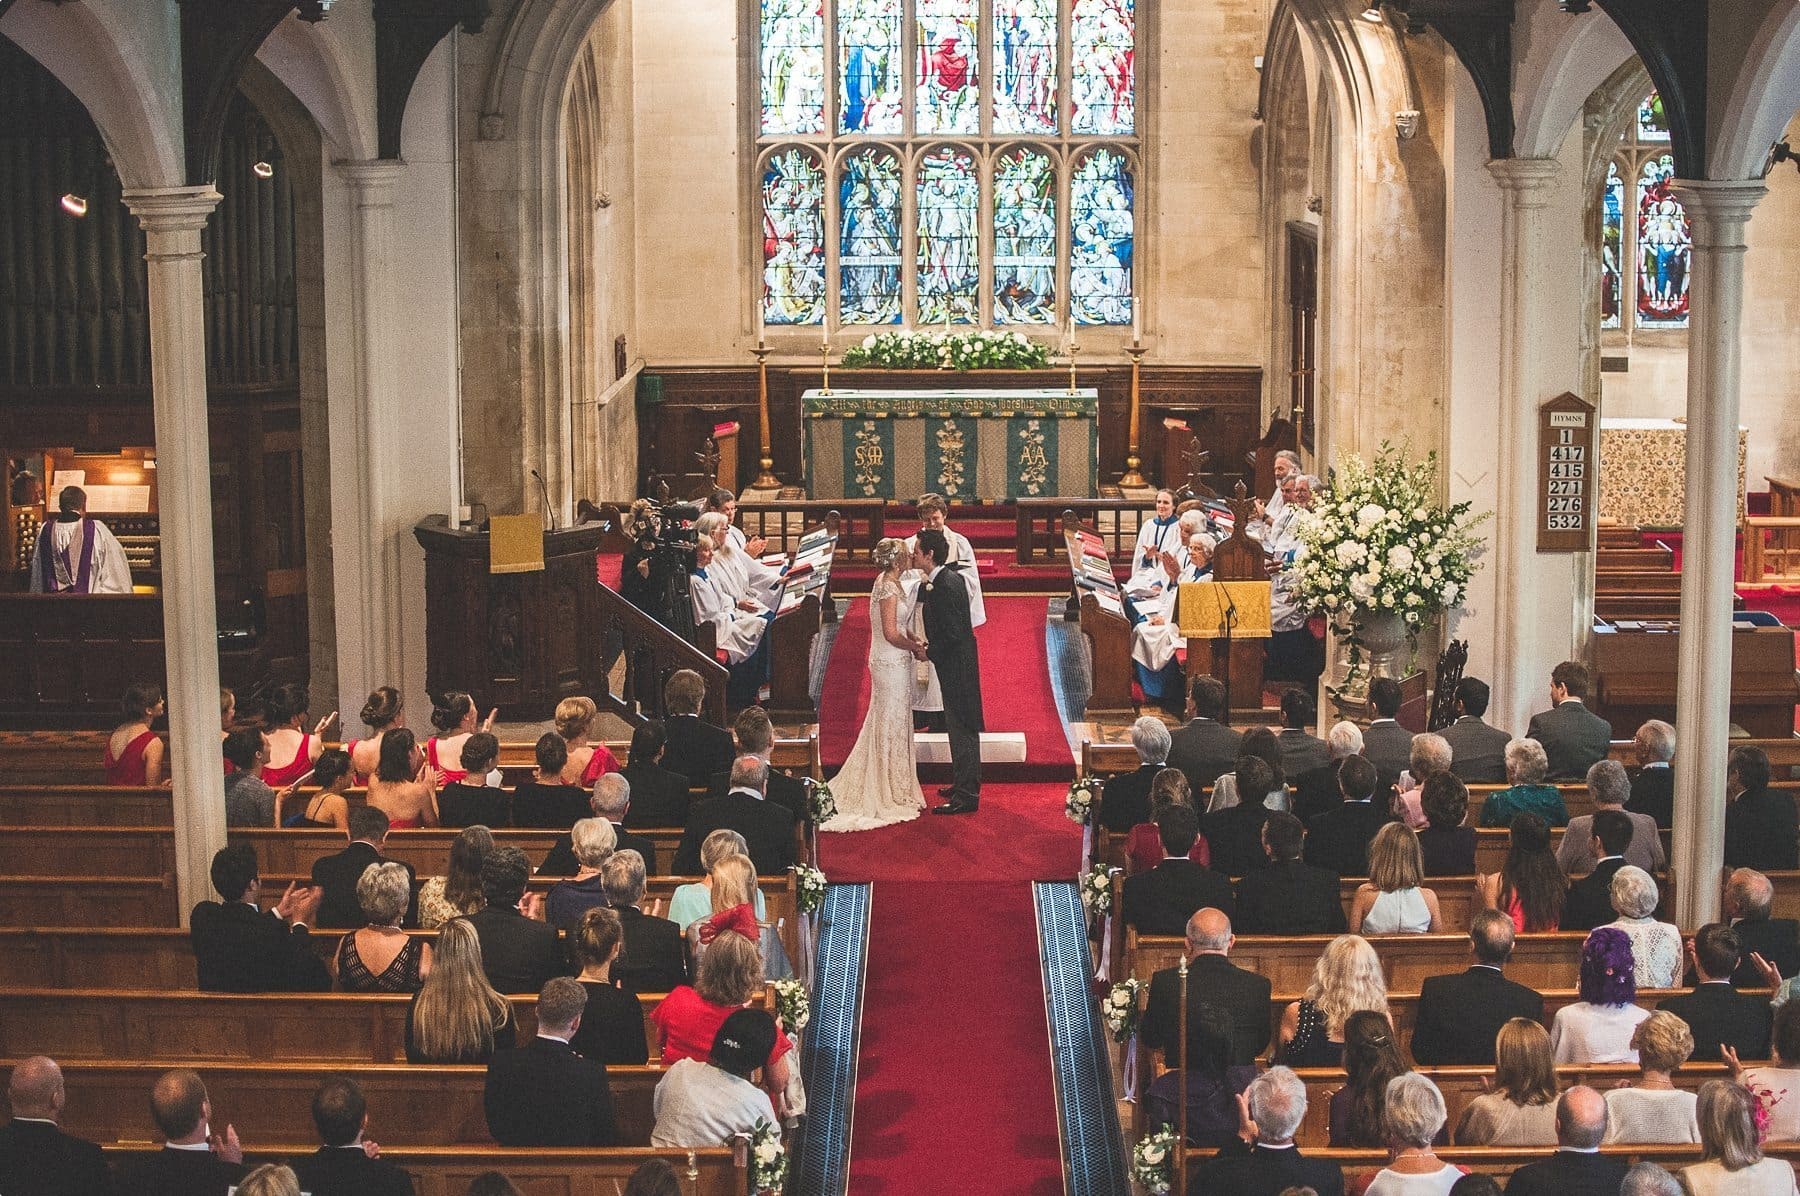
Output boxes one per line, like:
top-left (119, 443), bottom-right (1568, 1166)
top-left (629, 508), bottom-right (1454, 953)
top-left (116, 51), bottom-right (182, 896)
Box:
top-left (292, 1075), bottom-right (415, 1196)
top-left (660, 669), bottom-right (735, 786)
top-left (1124, 804), bottom-right (1235, 935)
top-left (1524, 661), bottom-right (1613, 781)
top-left (113, 1069), bottom-right (246, 1196)
top-left (673, 756), bottom-right (796, 875)
top-left (1188, 1067), bottom-right (1343, 1196)
top-left (1166, 675), bottom-right (1243, 794)
top-left (484, 978), bottom-right (616, 1146)
top-left (1439, 676), bottom-right (1512, 784)
top-left (1410, 911), bottom-right (1545, 1065)
top-left (1503, 1087), bottom-right (1629, 1196)
top-left (0, 1056), bottom-right (112, 1196)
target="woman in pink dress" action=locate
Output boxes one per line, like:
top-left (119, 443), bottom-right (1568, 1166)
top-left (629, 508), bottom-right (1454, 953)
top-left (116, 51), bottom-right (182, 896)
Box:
top-left (105, 682), bottom-right (166, 786)
top-left (368, 727), bottom-right (439, 829)
top-left (555, 696), bottom-right (621, 787)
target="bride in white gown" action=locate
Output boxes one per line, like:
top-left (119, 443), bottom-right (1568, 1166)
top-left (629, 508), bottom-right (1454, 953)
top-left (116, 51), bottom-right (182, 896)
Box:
top-left (821, 537), bottom-right (930, 832)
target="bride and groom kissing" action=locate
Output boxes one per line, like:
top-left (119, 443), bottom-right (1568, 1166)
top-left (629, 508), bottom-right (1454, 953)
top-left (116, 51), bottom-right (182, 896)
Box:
top-left (821, 527), bottom-right (985, 832)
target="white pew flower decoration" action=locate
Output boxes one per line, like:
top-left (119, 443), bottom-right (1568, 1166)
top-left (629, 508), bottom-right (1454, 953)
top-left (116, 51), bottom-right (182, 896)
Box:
top-left (772, 978), bottom-right (811, 1034)
top-left (747, 1119), bottom-right (788, 1194)
top-left (793, 863), bottom-right (828, 915)
top-left (807, 778), bottom-right (837, 826)
top-left (1103, 978), bottom-right (1143, 1043)
top-left (1065, 775), bottom-right (1103, 825)
top-left (1132, 1126), bottom-right (1180, 1194)
top-left (1079, 863), bottom-right (1115, 917)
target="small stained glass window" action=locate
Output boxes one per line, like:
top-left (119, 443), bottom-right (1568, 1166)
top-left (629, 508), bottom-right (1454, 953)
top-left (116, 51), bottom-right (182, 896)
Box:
top-left (916, 145), bottom-right (981, 324)
top-left (1634, 154), bottom-right (1689, 328)
top-left (759, 0), bottom-right (826, 136)
top-left (993, 146), bottom-right (1057, 323)
top-left (761, 148), bottom-right (827, 325)
top-left (839, 148), bottom-right (904, 324)
top-left (1071, 0), bottom-right (1135, 135)
top-left (1070, 148), bottom-right (1134, 325)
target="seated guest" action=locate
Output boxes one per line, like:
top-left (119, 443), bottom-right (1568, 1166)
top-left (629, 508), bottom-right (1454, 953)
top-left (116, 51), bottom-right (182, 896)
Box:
top-left (222, 729), bottom-right (278, 826)
top-left (545, 818), bottom-right (616, 930)
top-left (660, 669), bottom-right (735, 784)
top-left (1276, 687), bottom-right (1331, 778)
top-left (1453, 1018), bottom-right (1559, 1145)
top-left (284, 748), bottom-right (353, 830)
top-left (190, 844), bottom-right (330, 992)
top-left (332, 861), bottom-right (431, 993)
top-left (1679, 1081), bottom-right (1799, 1196)
top-left (1659, 923), bottom-right (1772, 1061)
top-left (115, 1069), bottom-right (246, 1196)
top-left (652, 1009), bottom-right (781, 1147)
top-left (1479, 739), bottom-right (1569, 828)
top-left (1143, 908), bottom-right (1272, 1068)
top-left (652, 930), bottom-right (795, 1116)
top-left (107, 681), bottom-right (167, 786)
top-left (1144, 1003), bottom-right (1256, 1148)
top-left (1726, 746), bottom-right (1799, 872)
top-left (1202, 754), bottom-right (1278, 879)
top-left (1186, 1066), bottom-right (1344, 1196)
top-left (1126, 769), bottom-right (1211, 874)
top-left (484, 977), bottom-right (616, 1146)
top-left (312, 806), bottom-right (417, 930)
top-left (1362, 1073), bottom-right (1461, 1196)
top-left (1292, 720), bottom-right (1366, 824)
top-left (259, 681), bottom-right (329, 788)
top-left (1724, 868), bottom-right (1800, 987)
top-left (404, 917), bottom-right (515, 1063)
top-left (685, 855), bottom-right (793, 981)
top-left (424, 691), bottom-right (494, 784)
top-left (1440, 676), bottom-right (1510, 783)
top-left (1503, 1085), bottom-right (1628, 1196)
top-left (1124, 803), bottom-right (1234, 934)
top-left (366, 727), bottom-right (438, 829)
top-left (292, 1075), bottom-right (416, 1196)
top-left (1412, 911), bottom-right (1546, 1066)
top-left (0, 1055), bottom-right (111, 1196)
top-left (1305, 755), bottom-right (1391, 877)
top-left (466, 846), bottom-right (564, 994)
top-left (669, 830), bottom-right (768, 930)
top-left (690, 537), bottom-right (772, 703)
top-left (509, 733), bottom-right (590, 829)
top-left (417, 824), bottom-right (492, 929)
top-left (707, 706), bottom-right (810, 826)
top-left (606, 849), bottom-right (689, 994)
top-left (620, 719), bottom-right (691, 829)
top-left (541, 772), bottom-right (659, 875)
top-left (673, 755), bottom-right (797, 876)
top-left (1526, 661), bottom-right (1613, 780)
top-left (1331, 1010), bottom-right (1416, 1148)
top-left (570, 907), bottom-right (650, 1066)
top-left (1603, 865), bottom-right (1682, 989)
top-left (1351, 822), bottom-right (1442, 934)
top-left (556, 695), bottom-right (621, 787)
top-left (241, 1164), bottom-right (302, 1195)
top-left (1559, 760), bottom-right (1665, 877)
top-left (1393, 733), bottom-right (1453, 829)
top-left (1102, 716), bottom-right (1172, 834)
top-left (1622, 1163), bottom-right (1683, 1196)
top-left (436, 733), bottom-right (509, 828)
top-left (1626, 719), bottom-right (1676, 829)
top-left (1551, 927), bottom-right (1650, 1063)
top-left (1604, 1010), bottom-right (1698, 1143)
top-left (1234, 811), bottom-right (1346, 936)
top-left (1564, 811), bottom-right (1636, 932)
top-left (1362, 677), bottom-right (1416, 795)
top-left (1166, 674), bottom-right (1243, 794)
top-left (1208, 727), bottom-right (1290, 816)
top-left (1736, 1003), bottom-right (1800, 1142)
top-left (1278, 934), bottom-right (1389, 1068)
top-left (346, 686), bottom-right (404, 784)
top-left (1418, 773), bottom-right (1476, 876)
top-left (1130, 531), bottom-right (1215, 709)
top-left (1477, 812), bottom-right (1566, 933)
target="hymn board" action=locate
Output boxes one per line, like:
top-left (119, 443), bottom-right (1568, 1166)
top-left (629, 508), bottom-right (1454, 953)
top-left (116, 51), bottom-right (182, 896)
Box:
top-left (1538, 392), bottom-right (1596, 553)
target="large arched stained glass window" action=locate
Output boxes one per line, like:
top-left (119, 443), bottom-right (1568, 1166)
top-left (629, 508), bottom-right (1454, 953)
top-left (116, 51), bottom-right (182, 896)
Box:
top-left (917, 145), bottom-right (981, 323)
top-left (993, 146), bottom-right (1056, 323)
top-left (1600, 162), bottom-right (1624, 331)
top-left (1070, 149), bottom-right (1134, 324)
top-left (839, 148), bottom-right (904, 324)
top-left (760, 0), bottom-right (826, 136)
top-left (1635, 154), bottom-right (1689, 327)
top-left (1596, 91), bottom-right (1688, 335)
top-left (993, 0), bottom-right (1058, 136)
top-left (761, 149), bottom-right (827, 325)
top-left (1072, 0), bottom-right (1135, 135)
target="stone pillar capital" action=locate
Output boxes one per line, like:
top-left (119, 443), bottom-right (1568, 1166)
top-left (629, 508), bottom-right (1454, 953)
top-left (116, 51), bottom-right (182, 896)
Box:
top-left (335, 159), bottom-right (408, 204)
top-left (1669, 179), bottom-right (1766, 245)
top-left (1486, 156), bottom-right (1562, 204)
top-left (121, 186), bottom-right (223, 241)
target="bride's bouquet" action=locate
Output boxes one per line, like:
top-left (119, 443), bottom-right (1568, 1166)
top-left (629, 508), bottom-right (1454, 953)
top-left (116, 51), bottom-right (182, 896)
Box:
top-left (1065, 775), bottom-right (1103, 825)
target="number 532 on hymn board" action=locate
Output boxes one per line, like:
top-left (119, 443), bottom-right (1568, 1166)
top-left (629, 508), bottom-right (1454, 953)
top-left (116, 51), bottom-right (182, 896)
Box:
top-left (1538, 393), bottom-right (1596, 552)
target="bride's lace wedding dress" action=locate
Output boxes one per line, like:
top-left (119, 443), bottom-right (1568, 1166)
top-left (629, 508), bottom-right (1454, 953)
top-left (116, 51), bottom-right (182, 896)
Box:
top-left (820, 576), bottom-right (925, 832)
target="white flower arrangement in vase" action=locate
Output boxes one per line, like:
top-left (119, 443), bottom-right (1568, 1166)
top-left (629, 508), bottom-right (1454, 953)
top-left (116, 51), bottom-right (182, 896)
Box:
top-left (839, 328), bottom-right (1051, 370)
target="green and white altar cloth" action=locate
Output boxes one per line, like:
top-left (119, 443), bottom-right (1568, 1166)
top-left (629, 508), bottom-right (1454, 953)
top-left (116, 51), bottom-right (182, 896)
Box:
top-left (802, 388), bottom-right (1099, 501)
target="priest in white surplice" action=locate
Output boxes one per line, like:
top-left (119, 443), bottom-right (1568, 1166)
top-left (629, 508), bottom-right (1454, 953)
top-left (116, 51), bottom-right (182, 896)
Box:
top-left (690, 537), bottom-right (775, 707)
top-left (905, 493), bottom-right (984, 733)
top-left (1132, 531), bottom-right (1215, 711)
top-left (30, 485), bottom-right (133, 594)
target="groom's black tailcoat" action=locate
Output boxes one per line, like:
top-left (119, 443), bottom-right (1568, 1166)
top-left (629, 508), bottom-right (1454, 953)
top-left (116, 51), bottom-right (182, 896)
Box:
top-left (924, 564), bottom-right (984, 796)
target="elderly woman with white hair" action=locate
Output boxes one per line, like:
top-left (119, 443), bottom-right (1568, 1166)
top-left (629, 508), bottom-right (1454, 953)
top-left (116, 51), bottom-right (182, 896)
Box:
top-left (1394, 733), bottom-right (1454, 829)
top-left (1602, 864), bottom-right (1682, 989)
top-left (1628, 719), bottom-right (1676, 828)
top-left (333, 861), bottom-right (431, 992)
top-left (1478, 739), bottom-right (1570, 828)
top-left (545, 817), bottom-right (616, 930)
top-left (1100, 716), bottom-right (1173, 833)
top-left (1363, 1073), bottom-right (1463, 1196)
top-left (1131, 530), bottom-right (1216, 712)
top-left (695, 510), bottom-right (782, 610)
top-left (1293, 720), bottom-right (1365, 823)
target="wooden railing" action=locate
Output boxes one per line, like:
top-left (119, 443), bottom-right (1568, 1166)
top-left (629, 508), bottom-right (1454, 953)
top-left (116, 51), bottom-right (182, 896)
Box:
top-left (592, 577), bottom-right (728, 730)
top-left (739, 500), bottom-right (884, 562)
top-left (1014, 497), bottom-right (1158, 564)
top-left (1744, 516), bottom-right (1800, 583)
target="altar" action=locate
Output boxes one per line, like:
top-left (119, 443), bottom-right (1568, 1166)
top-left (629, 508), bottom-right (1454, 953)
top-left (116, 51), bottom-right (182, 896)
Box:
top-left (802, 388), bottom-right (1099, 501)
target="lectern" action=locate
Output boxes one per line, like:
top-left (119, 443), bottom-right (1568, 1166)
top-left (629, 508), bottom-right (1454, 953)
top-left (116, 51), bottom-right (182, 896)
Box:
top-left (414, 515), bottom-right (609, 720)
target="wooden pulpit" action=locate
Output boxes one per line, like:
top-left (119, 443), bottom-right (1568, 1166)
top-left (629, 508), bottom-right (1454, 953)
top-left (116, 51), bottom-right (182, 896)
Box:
top-left (1182, 484), bottom-right (1267, 717)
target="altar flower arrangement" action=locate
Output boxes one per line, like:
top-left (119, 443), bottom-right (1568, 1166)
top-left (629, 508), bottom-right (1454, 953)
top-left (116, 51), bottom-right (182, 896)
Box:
top-left (1288, 444), bottom-right (1488, 679)
top-left (807, 778), bottom-right (837, 826)
top-left (747, 1119), bottom-right (788, 1194)
top-left (1065, 775), bottom-right (1104, 825)
top-left (1103, 978), bottom-right (1143, 1043)
top-left (793, 863), bottom-right (828, 915)
top-left (1132, 1126), bottom-right (1181, 1194)
top-left (1079, 862), bottom-right (1115, 916)
top-left (772, 977), bottom-right (811, 1034)
top-left (841, 328), bottom-right (1051, 370)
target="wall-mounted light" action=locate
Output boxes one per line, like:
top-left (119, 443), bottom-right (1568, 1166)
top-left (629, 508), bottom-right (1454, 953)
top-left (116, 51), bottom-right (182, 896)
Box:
top-left (252, 161), bottom-right (275, 180)
top-left (1360, 3), bottom-right (1385, 21)
top-left (59, 193), bottom-right (88, 218)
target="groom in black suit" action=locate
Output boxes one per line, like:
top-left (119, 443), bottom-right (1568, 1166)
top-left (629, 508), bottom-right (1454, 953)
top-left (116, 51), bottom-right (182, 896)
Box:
top-left (916, 529), bottom-right (983, 814)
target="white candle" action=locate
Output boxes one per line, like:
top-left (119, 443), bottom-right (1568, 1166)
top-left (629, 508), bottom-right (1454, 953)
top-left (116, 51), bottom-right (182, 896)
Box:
top-left (1067, 311), bottom-right (1077, 345)
top-left (1131, 302), bottom-right (1141, 345)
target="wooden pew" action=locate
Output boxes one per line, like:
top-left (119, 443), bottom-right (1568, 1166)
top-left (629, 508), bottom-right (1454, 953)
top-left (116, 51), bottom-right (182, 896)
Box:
top-left (1175, 1145), bottom-right (1800, 1183)
top-left (1124, 930), bottom-right (1589, 993)
top-left (1063, 512), bottom-right (1135, 714)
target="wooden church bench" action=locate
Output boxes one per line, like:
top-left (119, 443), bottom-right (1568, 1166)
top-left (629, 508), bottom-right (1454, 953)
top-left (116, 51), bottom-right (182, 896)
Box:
top-left (1123, 930), bottom-right (1589, 993)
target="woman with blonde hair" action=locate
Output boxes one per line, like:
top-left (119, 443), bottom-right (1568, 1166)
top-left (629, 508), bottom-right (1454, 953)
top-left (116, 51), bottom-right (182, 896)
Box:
top-left (668, 830), bottom-right (767, 930)
top-left (404, 917), bottom-right (515, 1063)
top-left (1604, 1010), bottom-right (1699, 1143)
top-left (417, 824), bottom-right (493, 929)
top-left (1278, 934), bottom-right (1390, 1068)
top-left (235, 1165), bottom-right (301, 1196)
top-left (1454, 1019), bottom-right (1560, 1145)
top-left (333, 861), bottom-right (431, 992)
top-left (686, 854), bottom-right (795, 981)
top-left (1681, 1080), bottom-right (1799, 1196)
top-left (651, 929), bottom-right (796, 1116)
top-left (1352, 822), bottom-right (1443, 934)
top-left (555, 695), bottom-right (621, 787)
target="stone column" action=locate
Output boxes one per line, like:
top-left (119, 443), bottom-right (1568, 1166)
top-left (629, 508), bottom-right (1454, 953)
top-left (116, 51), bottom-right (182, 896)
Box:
top-left (329, 161), bottom-right (408, 721)
top-left (1668, 179), bottom-right (1765, 929)
top-left (123, 186), bottom-right (225, 926)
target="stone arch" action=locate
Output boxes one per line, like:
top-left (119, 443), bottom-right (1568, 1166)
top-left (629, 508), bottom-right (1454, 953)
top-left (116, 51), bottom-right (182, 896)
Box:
top-left (256, 15), bottom-right (379, 163)
top-left (1709, 3), bottom-right (1800, 181)
top-left (1512, 7), bottom-right (1638, 162)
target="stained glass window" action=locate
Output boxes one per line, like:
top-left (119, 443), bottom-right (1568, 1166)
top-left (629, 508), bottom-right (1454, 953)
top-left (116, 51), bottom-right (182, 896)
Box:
top-left (839, 0), bottom-right (903, 135)
top-left (1636, 91), bottom-right (1670, 142)
top-left (759, 0), bottom-right (825, 136)
top-left (993, 147), bottom-right (1056, 323)
top-left (839, 148), bottom-right (904, 324)
top-left (1600, 162), bottom-right (1624, 331)
top-left (916, 0), bottom-right (979, 135)
top-left (1635, 154), bottom-right (1689, 328)
top-left (762, 149), bottom-right (827, 325)
top-left (1070, 149), bottom-right (1134, 324)
top-left (1071, 0), bottom-right (1135, 135)
top-left (1599, 93), bottom-right (1689, 336)
top-left (917, 146), bottom-right (981, 323)
top-left (994, 0), bottom-right (1058, 136)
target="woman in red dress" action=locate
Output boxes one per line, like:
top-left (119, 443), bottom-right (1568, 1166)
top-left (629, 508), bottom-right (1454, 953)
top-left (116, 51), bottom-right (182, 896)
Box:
top-left (555, 696), bottom-right (620, 787)
top-left (105, 682), bottom-right (166, 786)
top-left (259, 682), bottom-right (335, 789)
top-left (423, 691), bottom-right (495, 786)
top-left (368, 727), bottom-right (439, 829)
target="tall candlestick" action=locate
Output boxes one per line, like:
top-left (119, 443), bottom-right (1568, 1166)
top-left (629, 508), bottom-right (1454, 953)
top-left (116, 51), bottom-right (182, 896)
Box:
top-left (1120, 344), bottom-right (1147, 488)
top-left (753, 344), bottom-right (780, 490)
top-left (819, 334), bottom-right (833, 396)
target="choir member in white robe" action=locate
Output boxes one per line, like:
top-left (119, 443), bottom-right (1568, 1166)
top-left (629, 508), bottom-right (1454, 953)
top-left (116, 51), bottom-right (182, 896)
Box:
top-left (689, 539), bottom-right (770, 665)
top-left (1124, 489), bottom-right (1181, 598)
top-left (904, 493), bottom-right (985, 730)
top-left (697, 512), bottom-right (784, 611)
top-left (1132, 533), bottom-right (1215, 707)
top-left (29, 486), bottom-right (133, 594)
top-left (1264, 474), bottom-right (1324, 683)
top-left (1250, 449), bottom-right (1303, 541)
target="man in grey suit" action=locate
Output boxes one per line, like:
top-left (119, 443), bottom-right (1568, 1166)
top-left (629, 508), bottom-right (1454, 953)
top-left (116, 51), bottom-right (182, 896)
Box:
top-left (1275, 688), bottom-right (1331, 779)
top-left (1439, 676), bottom-right (1511, 783)
top-left (1525, 661), bottom-right (1613, 780)
top-left (1166, 675), bottom-right (1242, 794)
top-left (1361, 676), bottom-right (1414, 793)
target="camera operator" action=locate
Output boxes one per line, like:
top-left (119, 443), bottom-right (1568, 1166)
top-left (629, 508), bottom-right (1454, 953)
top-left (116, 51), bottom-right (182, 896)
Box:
top-left (619, 497), bottom-right (701, 643)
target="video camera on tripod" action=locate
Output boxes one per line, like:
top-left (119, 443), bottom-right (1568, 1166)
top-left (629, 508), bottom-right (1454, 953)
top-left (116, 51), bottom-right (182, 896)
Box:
top-left (625, 497), bottom-right (704, 640)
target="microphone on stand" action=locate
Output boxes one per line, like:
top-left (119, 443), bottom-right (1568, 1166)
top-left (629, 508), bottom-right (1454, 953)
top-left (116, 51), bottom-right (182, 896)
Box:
top-left (530, 468), bottom-right (557, 531)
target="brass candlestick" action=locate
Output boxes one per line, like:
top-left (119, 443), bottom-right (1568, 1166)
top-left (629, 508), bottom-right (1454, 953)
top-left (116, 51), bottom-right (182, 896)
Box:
top-left (752, 346), bottom-right (781, 489)
top-left (1120, 343), bottom-right (1147, 488)
top-left (819, 338), bottom-right (834, 396)
top-left (1066, 338), bottom-right (1081, 396)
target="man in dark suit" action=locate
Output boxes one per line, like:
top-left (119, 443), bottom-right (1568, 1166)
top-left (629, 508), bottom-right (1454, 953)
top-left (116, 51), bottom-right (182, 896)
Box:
top-left (1563, 810), bottom-right (1635, 932)
top-left (310, 805), bottom-right (417, 929)
top-left (660, 668), bottom-right (735, 785)
top-left (602, 849), bottom-right (688, 993)
top-left (674, 756), bottom-right (797, 875)
top-left (1658, 923), bottom-right (1773, 1061)
top-left (706, 706), bottom-right (812, 826)
top-left (1625, 719), bottom-right (1676, 828)
top-left (1725, 746), bottom-right (1800, 872)
top-left (1124, 804), bottom-right (1234, 934)
top-left (1235, 813), bottom-right (1347, 936)
top-left (1202, 756), bottom-right (1277, 879)
top-left (1503, 1086), bottom-right (1628, 1196)
top-left (1361, 677), bottom-right (1415, 794)
top-left (1099, 716), bottom-right (1170, 834)
top-left (1525, 660), bottom-right (1613, 781)
top-left (1166, 675), bottom-right (1242, 794)
top-left (113, 1069), bottom-right (246, 1196)
top-left (1275, 688), bottom-right (1331, 779)
top-left (0, 1056), bottom-right (112, 1196)
top-left (620, 719), bottom-right (693, 830)
top-left (292, 1075), bottom-right (415, 1196)
top-left (1187, 1066), bottom-right (1343, 1196)
top-left (1142, 908), bottom-right (1272, 1068)
top-left (917, 528), bottom-right (984, 813)
top-left (1410, 911), bottom-right (1546, 1064)
top-left (1439, 676), bottom-right (1512, 784)
top-left (1724, 868), bottom-right (1800, 987)
top-left (484, 978), bottom-right (615, 1146)
top-left (190, 844), bottom-right (331, 992)
top-left (539, 772), bottom-right (660, 875)
top-left (466, 846), bottom-right (565, 994)
top-left (1303, 756), bottom-right (1391, 877)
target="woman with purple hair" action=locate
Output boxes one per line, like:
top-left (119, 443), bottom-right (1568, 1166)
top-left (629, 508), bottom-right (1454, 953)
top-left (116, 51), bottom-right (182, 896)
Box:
top-left (1549, 926), bottom-right (1651, 1064)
